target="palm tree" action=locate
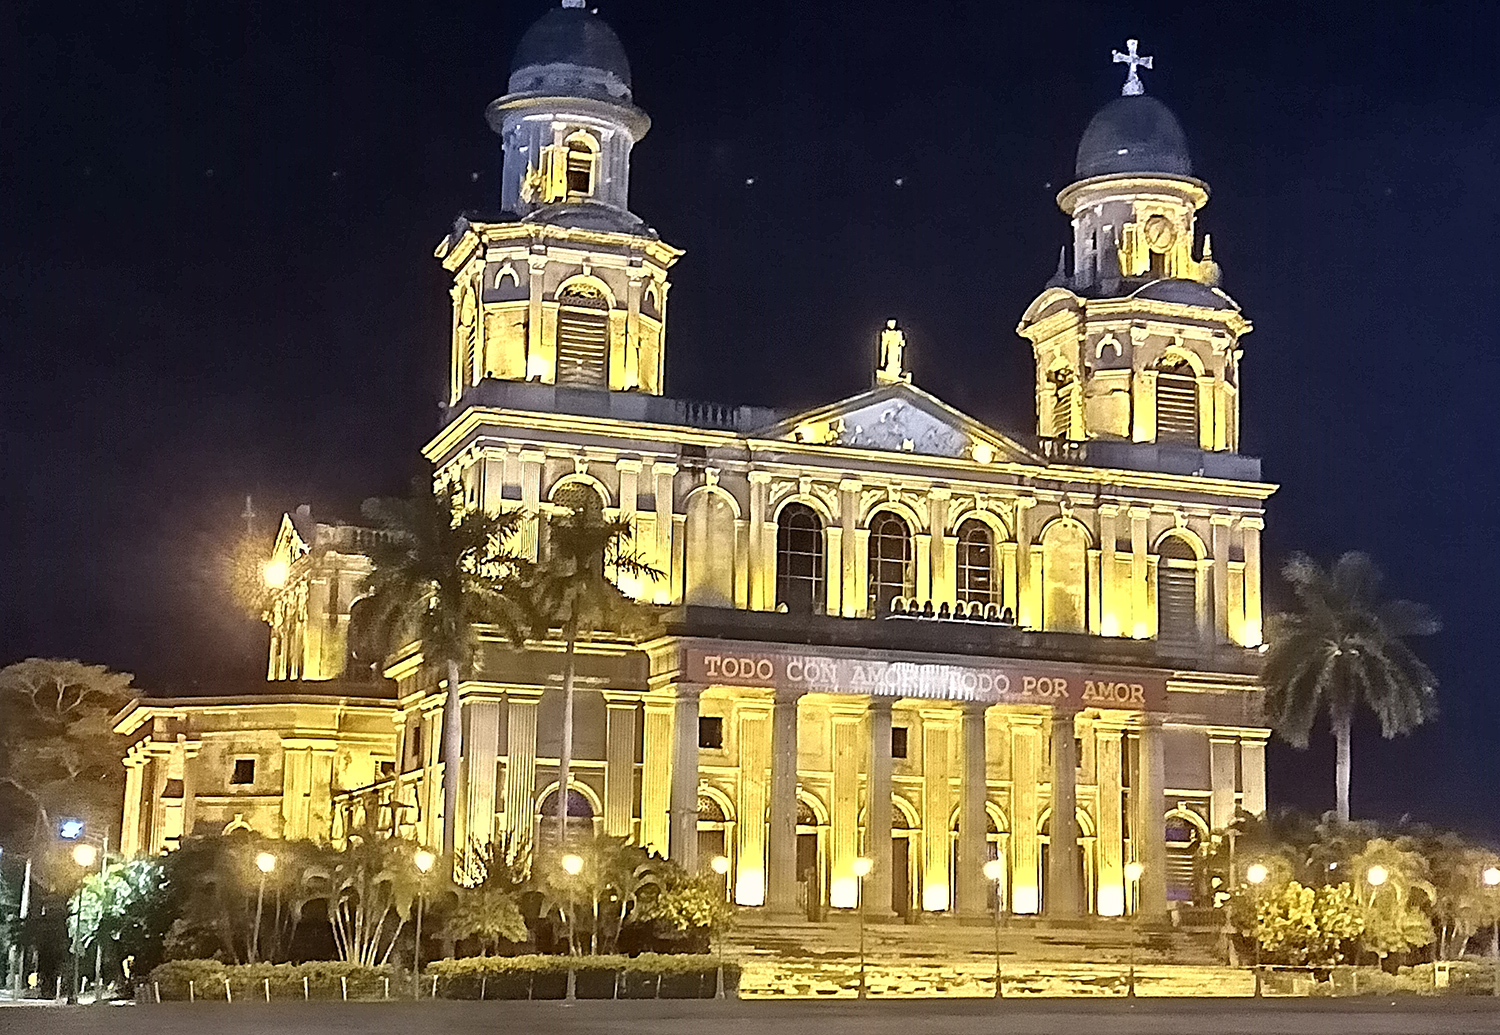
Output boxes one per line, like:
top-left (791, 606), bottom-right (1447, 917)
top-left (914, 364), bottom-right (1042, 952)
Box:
top-left (1261, 552), bottom-right (1439, 824)
top-left (529, 488), bottom-right (661, 844)
top-left (356, 479), bottom-right (530, 857)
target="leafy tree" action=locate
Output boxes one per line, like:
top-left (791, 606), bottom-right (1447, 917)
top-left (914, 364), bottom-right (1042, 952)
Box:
top-left (356, 480), bottom-right (530, 857)
top-left (1349, 837), bottom-right (1435, 964)
top-left (528, 490), bottom-right (661, 843)
top-left (305, 836), bottom-right (444, 966)
top-left (1422, 834), bottom-right (1500, 959)
top-left (534, 836), bottom-right (676, 955)
top-left (1253, 881), bottom-right (1364, 967)
top-left (1262, 552), bottom-right (1440, 823)
top-left (442, 837), bottom-right (531, 955)
top-left (0, 660), bottom-right (135, 852)
top-left (632, 871), bottom-right (734, 942)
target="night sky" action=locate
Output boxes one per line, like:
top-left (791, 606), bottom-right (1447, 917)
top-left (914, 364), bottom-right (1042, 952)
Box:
top-left (3, 2), bottom-right (1498, 837)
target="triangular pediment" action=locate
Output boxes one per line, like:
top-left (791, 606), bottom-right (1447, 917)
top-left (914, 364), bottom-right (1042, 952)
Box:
top-left (756, 382), bottom-right (1041, 465)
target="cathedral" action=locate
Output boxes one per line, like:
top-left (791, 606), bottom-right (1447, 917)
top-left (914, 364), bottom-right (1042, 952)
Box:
top-left (115, 3), bottom-right (1273, 924)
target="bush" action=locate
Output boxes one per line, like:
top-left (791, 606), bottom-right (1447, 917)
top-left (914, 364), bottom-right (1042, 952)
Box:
top-left (424, 953), bottom-right (739, 999)
top-left (147, 959), bottom-right (395, 1001)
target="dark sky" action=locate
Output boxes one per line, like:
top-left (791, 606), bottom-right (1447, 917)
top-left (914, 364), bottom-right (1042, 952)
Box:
top-left (3, 2), bottom-right (1498, 836)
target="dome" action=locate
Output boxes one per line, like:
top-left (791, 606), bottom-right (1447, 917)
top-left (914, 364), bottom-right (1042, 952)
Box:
top-left (1132, 278), bottom-right (1237, 311)
top-left (508, 6), bottom-right (632, 102)
top-left (1075, 95), bottom-right (1191, 180)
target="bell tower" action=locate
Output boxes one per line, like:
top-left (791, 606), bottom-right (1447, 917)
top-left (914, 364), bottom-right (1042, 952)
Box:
top-left (435, 1), bottom-right (680, 402)
top-left (1018, 41), bottom-right (1251, 452)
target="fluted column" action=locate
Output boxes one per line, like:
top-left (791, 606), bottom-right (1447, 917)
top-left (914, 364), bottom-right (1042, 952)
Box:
top-left (503, 694), bottom-right (539, 847)
top-left (920, 708), bottom-right (955, 912)
top-left (668, 686), bottom-right (702, 870)
top-left (767, 690), bottom-right (801, 913)
top-left (956, 702), bottom-right (989, 916)
top-left (735, 696), bottom-right (772, 905)
top-left (603, 696), bottom-right (636, 837)
top-left (121, 755), bottom-right (146, 857)
top-left (864, 698), bottom-right (894, 917)
top-left (1136, 718), bottom-right (1168, 919)
top-left (828, 703), bottom-right (864, 908)
top-left (640, 695), bottom-right (674, 856)
top-left (1047, 711), bottom-right (1082, 916)
top-left (461, 700), bottom-right (501, 872)
top-left (1009, 717), bottom-right (1042, 914)
top-left (1095, 725), bottom-right (1125, 916)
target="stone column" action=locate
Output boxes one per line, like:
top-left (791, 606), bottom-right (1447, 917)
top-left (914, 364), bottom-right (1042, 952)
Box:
top-left (829, 703), bottom-right (864, 909)
top-left (653, 463), bottom-right (677, 598)
top-left (839, 479), bottom-right (861, 617)
top-left (503, 694), bottom-right (539, 847)
top-left (864, 699), bottom-right (894, 917)
top-left (914, 532), bottom-right (932, 607)
top-left (281, 744), bottom-right (310, 840)
top-left (920, 708), bottom-right (955, 912)
top-left (1047, 711), bottom-right (1083, 917)
top-left (929, 490), bottom-right (951, 605)
top-left (956, 703), bottom-right (989, 917)
top-left (1136, 718), bottom-right (1168, 919)
top-left (640, 695), bottom-right (674, 856)
top-left (747, 472), bottom-right (771, 610)
top-left (1242, 516), bottom-right (1264, 646)
top-left (735, 696), bottom-right (772, 905)
top-left (1015, 497), bottom-right (1036, 627)
top-left (461, 700), bottom-right (501, 868)
top-left (308, 745), bottom-right (336, 844)
top-left (624, 268), bottom-right (643, 389)
top-left (1129, 507), bottom-right (1150, 638)
top-left (1095, 725), bottom-right (1125, 916)
top-left (1009, 717), bottom-right (1042, 915)
top-left (668, 687), bottom-right (702, 870)
top-left (519, 448), bottom-right (546, 561)
top-left (1210, 736), bottom-right (1238, 830)
top-left (824, 525), bottom-right (843, 616)
top-left (1099, 503), bottom-right (1120, 637)
top-left (1241, 737), bottom-right (1268, 817)
top-left (1211, 515), bottom-right (1232, 642)
top-left (526, 255), bottom-right (546, 375)
top-left (121, 755), bottom-right (146, 857)
top-left (767, 690), bottom-right (801, 914)
top-left (603, 696), bottom-right (636, 837)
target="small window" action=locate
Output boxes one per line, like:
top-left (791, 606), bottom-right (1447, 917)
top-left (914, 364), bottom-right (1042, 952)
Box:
top-left (378, 761), bottom-right (396, 780)
top-left (230, 759), bottom-right (256, 785)
top-left (162, 778), bottom-right (185, 799)
top-left (698, 716), bottom-right (724, 750)
top-left (409, 725), bottom-right (422, 761)
top-left (891, 727), bottom-right (909, 759)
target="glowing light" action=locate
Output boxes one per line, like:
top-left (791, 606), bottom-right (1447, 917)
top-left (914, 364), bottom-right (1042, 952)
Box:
top-left (923, 883), bottom-right (950, 912)
top-left (1097, 884), bottom-right (1125, 917)
top-left (58, 819), bottom-right (85, 841)
top-left (262, 558), bottom-right (289, 589)
top-left (255, 852), bottom-right (277, 874)
top-left (71, 843), bottom-right (98, 868)
top-left (710, 855), bottom-right (731, 876)
top-left (1132, 621), bottom-right (1150, 639)
top-left (971, 441), bottom-right (994, 465)
top-left (616, 574), bottom-right (643, 600)
top-left (1011, 885), bottom-right (1039, 915)
top-left (1366, 865), bottom-right (1388, 888)
top-left (734, 868), bottom-right (765, 906)
top-left (852, 857), bottom-right (873, 878)
top-left (829, 877), bottom-right (859, 909)
top-left (1100, 614), bottom-right (1120, 638)
top-left (527, 353), bottom-right (549, 381)
top-left (1124, 861), bottom-right (1144, 882)
top-left (982, 859), bottom-right (1005, 882)
top-left (561, 853), bottom-right (584, 876)
top-left (1246, 863), bottom-right (1269, 886)
top-left (414, 849), bottom-right (437, 874)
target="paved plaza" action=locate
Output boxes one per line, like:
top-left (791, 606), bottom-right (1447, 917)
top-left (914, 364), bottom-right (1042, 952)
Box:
top-left (8, 999), bottom-right (1500, 1035)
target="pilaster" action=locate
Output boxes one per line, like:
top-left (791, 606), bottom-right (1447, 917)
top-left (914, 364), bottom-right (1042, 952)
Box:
top-left (920, 707), bottom-right (956, 912)
top-left (747, 472), bottom-right (770, 611)
top-left (735, 696), bottom-right (773, 905)
top-left (1099, 503), bottom-right (1120, 637)
top-left (1009, 716), bottom-right (1042, 914)
top-left (503, 693), bottom-right (539, 847)
top-left (1015, 497), bottom-right (1037, 628)
top-left (839, 480), bottom-right (861, 617)
top-left (668, 686), bottom-right (702, 870)
top-left (1135, 718), bottom-right (1168, 919)
top-left (1046, 711), bottom-right (1082, 916)
top-left (1129, 507), bottom-right (1150, 638)
top-left (767, 690), bottom-right (802, 913)
top-left (1242, 516), bottom-right (1264, 646)
top-left (1241, 736), bottom-right (1268, 817)
top-left (1209, 735), bottom-right (1238, 830)
top-left (603, 695), bottom-right (637, 837)
top-left (828, 702), bottom-right (865, 909)
top-left (1211, 515), bottom-right (1233, 642)
top-left (1094, 724), bottom-right (1125, 915)
top-left (640, 695), bottom-right (674, 856)
top-left (955, 702), bottom-right (989, 917)
top-left (461, 700), bottom-right (501, 873)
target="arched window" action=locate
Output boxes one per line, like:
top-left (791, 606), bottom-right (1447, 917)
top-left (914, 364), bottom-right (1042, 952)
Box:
top-left (955, 518), bottom-right (996, 606)
top-left (1155, 358), bottom-right (1199, 443)
top-left (867, 511), bottom-right (913, 615)
top-left (1156, 535), bottom-right (1199, 644)
top-left (776, 503), bottom-right (824, 614)
top-left (555, 282), bottom-right (610, 388)
top-left (564, 132), bottom-right (599, 197)
top-left (1040, 520), bottom-right (1088, 632)
top-left (536, 786), bottom-right (595, 847)
top-left (684, 489), bottom-right (736, 607)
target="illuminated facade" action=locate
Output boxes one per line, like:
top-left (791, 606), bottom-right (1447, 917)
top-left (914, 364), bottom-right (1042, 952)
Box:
top-left (117, 13), bottom-right (1273, 921)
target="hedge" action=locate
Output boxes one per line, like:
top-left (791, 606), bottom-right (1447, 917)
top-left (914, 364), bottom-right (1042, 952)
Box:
top-left (147, 960), bottom-right (396, 1002)
top-left (425, 953), bottom-right (741, 999)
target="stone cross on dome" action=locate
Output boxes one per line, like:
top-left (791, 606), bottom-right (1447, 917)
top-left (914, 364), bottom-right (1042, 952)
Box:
top-left (1112, 39), bottom-right (1153, 96)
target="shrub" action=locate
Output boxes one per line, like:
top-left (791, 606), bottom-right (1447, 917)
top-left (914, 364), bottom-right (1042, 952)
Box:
top-left (147, 959), bottom-right (395, 1001)
top-left (424, 952), bottom-right (739, 999)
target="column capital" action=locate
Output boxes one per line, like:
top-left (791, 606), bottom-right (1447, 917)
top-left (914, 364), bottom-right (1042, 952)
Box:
top-left (1240, 515), bottom-right (1265, 531)
top-left (865, 696), bottom-right (894, 716)
top-left (602, 691), bottom-right (640, 708)
top-left (1210, 513), bottom-right (1234, 527)
top-left (652, 461), bottom-right (679, 478)
top-left (615, 457), bottom-right (643, 474)
top-left (773, 687), bottom-right (805, 706)
top-left (929, 487), bottom-right (952, 501)
top-left (518, 448), bottom-right (547, 465)
top-left (747, 469), bottom-right (773, 485)
top-left (1015, 495), bottom-right (1038, 511)
top-left (1098, 501), bottom-right (1121, 516)
top-left (839, 478), bottom-right (863, 493)
top-left (1128, 505), bottom-right (1152, 521)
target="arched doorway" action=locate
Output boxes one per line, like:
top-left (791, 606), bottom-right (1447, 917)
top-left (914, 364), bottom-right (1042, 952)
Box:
top-left (796, 794), bottom-right (827, 920)
top-left (1038, 808), bottom-right (1096, 914)
top-left (535, 785), bottom-right (596, 850)
top-left (696, 789), bottom-right (734, 898)
top-left (1164, 808), bottom-right (1208, 904)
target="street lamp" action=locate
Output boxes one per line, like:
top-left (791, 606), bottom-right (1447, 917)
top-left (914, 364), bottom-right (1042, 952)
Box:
top-left (251, 852), bottom-right (276, 963)
top-left (1483, 865), bottom-right (1500, 997)
top-left (710, 855), bottom-right (731, 999)
top-left (68, 843), bottom-right (99, 1004)
top-left (1246, 863), bottom-right (1268, 997)
top-left (412, 849), bottom-right (436, 999)
top-left (1123, 861), bottom-right (1144, 998)
top-left (1366, 865), bottom-right (1388, 888)
top-left (263, 558), bottom-right (289, 589)
top-left (561, 853), bottom-right (584, 876)
top-left (982, 858), bottom-right (1005, 998)
top-left (852, 857), bottom-right (873, 1000)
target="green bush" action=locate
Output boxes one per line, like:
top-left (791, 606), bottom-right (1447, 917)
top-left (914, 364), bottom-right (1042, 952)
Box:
top-left (147, 959), bottom-right (395, 1001)
top-left (425, 953), bottom-right (739, 999)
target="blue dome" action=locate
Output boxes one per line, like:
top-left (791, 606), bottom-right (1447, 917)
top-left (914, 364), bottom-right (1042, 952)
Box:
top-left (1075, 95), bottom-right (1191, 179)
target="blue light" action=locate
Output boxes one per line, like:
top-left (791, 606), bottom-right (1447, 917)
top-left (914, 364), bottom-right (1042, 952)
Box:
top-left (58, 819), bottom-right (84, 841)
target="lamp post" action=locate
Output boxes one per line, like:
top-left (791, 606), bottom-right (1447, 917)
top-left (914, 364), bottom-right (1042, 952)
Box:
top-left (852, 857), bottom-right (873, 1000)
top-left (251, 852), bottom-right (277, 964)
top-left (68, 842), bottom-right (98, 1004)
top-left (1365, 865), bottom-right (1388, 973)
top-left (1483, 865), bottom-right (1500, 997)
top-left (1246, 863), bottom-right (1268, 997)
top-left (1123, 861), bottom-right (1143, 998)
top-left (710, 855), bottom-right (731, 999)
top-left (412, 849), bottom-right (436, 999)
top-left (983, 858), bottom-right (1005, 998)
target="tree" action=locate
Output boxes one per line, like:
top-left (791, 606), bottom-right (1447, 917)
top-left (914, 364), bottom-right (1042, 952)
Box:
top-left (304, 837), bottom-right (442, 966)
top-left (1261, 552), bottom-right (1440, 823)
top-left (1349, 837), bottom-right (1435, 965)
top-left (442, 838), bottom-right (530, 955)
top-left (356, 479), bottom-right (530, 857)
top-left (528, 489), bottom-right (661, 843)
top-left (1253, 881), bottom-right (1365, 967)
top-left (0, 660), bottom-right (135, 850)
top-left (1423, 833), bottom-right (1500, 960)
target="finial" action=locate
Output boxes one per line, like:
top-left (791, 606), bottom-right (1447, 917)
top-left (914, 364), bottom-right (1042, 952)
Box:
top-left (1112, 39), bottom-right (1153, 96)
top-left (1046, 246), bottom-right (1070, 288)
top-left (876, 319), bottom-right (910, 386)
top-left (1202, 234), bottom-right (1214, 260)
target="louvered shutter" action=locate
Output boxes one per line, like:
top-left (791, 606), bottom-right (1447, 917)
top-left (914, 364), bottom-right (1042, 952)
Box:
top-left (555, 296), bottom-right (610, 388)
top-left (1157, 567), bottom-right (1198, 644)
top-left (1156, 372), bottom-right (1199, 442)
